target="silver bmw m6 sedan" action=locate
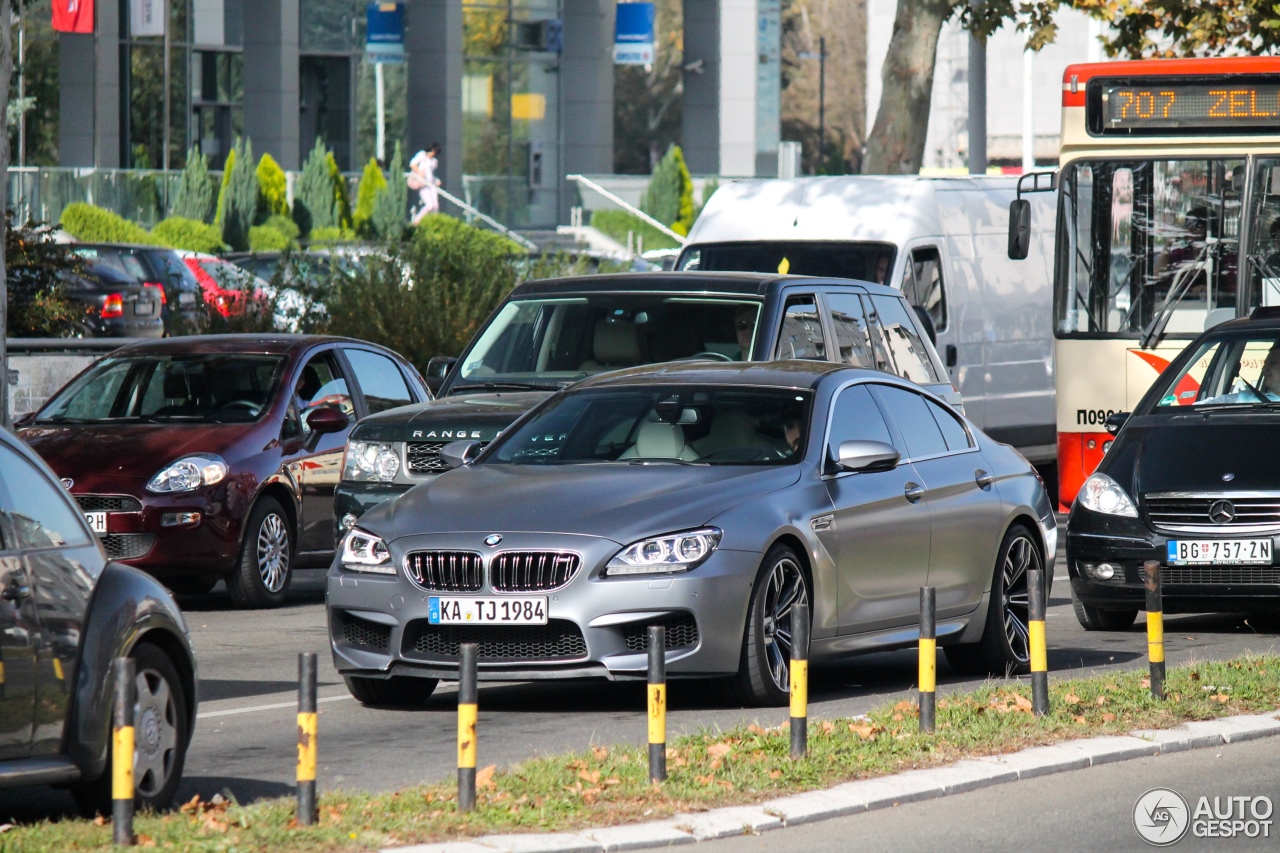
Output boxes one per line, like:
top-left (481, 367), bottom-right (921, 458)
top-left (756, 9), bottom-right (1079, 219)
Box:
top-left (327, 361), bottom-right (1056, 707)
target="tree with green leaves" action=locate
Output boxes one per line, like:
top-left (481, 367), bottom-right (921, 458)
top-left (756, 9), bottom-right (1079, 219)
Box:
top-left (640, 145), bottom-right (694, 235)
top-left (326, 150), bottom-right (354, 231)
top-left (294, 138), bottom-right (336, 237)
top-left (256, 153), bottom-right (289, 220)
top-left (372, 142), bottom-right (408, 239)
top-left (219, 138), bottom-right (260, 252)
top-left (172, 147), bottom-right (215, 222)
top-left (353, 158), bottom-right (388, 237)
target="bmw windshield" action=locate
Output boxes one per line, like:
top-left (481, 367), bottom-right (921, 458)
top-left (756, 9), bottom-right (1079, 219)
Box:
top-left (485, 385), bottom-right (812, 465)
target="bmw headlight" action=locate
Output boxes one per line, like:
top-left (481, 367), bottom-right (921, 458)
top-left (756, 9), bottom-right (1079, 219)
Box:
top-left (341, 528), bottom-right (394, 574)
top-left (605, 528), bottom-right (722, 576)
top-left (1077, 472), bottom-right (1138, 517)
top-left (146, 454), bottom-right (228, 493)
top-left (342, 440), bottom-right (401, 482)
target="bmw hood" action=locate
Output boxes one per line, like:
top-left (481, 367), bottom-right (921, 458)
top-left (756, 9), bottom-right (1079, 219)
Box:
top-left (360, 463), bottom-right (802, 544)
top-left (351, 391), bottom-right (551, 442)
top-left (1123, 417), bottom-right (1280, 495)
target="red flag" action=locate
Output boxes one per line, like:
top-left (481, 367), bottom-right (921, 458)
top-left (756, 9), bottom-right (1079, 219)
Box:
top-left (52, 0), bottom-right (95, 34)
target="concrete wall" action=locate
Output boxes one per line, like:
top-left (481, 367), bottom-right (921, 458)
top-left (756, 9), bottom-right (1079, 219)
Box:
top-left (8, 354), bottom-right (103, 422)
top-left (561, 0), bottom-right (616, 223)
top-left (243, 0), bottom-right (302, 169)
top-left (405, 0), bottom-right (463, 196)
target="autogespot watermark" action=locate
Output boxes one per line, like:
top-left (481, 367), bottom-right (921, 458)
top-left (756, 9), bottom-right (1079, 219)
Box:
top-left (1134, 787), bottom-right (1274, 846)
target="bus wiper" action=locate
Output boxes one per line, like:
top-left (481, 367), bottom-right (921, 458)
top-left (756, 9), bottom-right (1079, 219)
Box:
top-left (1139, 240), bottom-right (1211, 349)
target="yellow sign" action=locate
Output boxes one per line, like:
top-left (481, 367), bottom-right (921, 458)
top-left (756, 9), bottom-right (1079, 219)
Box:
top-left (512, 93), bottom-right (547, 121)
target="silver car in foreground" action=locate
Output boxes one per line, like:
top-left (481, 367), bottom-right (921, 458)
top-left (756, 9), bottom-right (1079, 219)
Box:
top-left (327, 361), bottom-right (1056, 707)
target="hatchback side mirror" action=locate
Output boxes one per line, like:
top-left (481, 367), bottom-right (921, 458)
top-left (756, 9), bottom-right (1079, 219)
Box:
top-left (306, 407), bottom-right (350, 436)
top-left (1008, 199), bottom-right (1032, 260)
top-left (834, 440), bottom-right (900, 473)
top-left (1104, 411), bottom-right (1130, 435)
top-left (441, 439), bottom-right (483, 469)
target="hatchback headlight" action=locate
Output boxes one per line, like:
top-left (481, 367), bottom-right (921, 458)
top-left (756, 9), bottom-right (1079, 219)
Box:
top-left (146, 454), bottom-right (228, 493)
top-left (1077, 472), bottom-right (1138, 517)
top-left (605, 528), bottom-right (722, 576)
top-left (342, 440), bottom-right (401, 482)
top-left (341, 528), bottom-right (394, 574)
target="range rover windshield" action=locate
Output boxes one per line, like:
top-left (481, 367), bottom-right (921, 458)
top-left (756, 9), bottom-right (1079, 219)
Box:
top-left (36, 354), bottom-right (284, 423)
top-left (453, 296), bottom-right (762, 390)
top-left (1152, 334), bottom-right (1280, 410)
top-left (487, 385), bottom-right (811, 465)
top-left (677, 241), bottom-right (896, 282)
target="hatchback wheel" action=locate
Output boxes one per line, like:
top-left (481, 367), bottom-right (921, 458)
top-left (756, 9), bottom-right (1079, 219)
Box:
top-left (945, 524), bottom-right (1041, 677)
top-left (71, 643), bottom-right (190, 816)
top-left (734, 544), bottom-right (810, 707)
top-left (344, 675), bottom-right (439, 707)
top-left (228, 497), bottom-right (293, 609)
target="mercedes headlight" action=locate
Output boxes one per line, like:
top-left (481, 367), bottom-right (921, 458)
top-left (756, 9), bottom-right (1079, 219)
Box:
top-left (605, 528), bottom-right (722, 576)
top-left (341, 528), bottom-right (394, 574)
top-left (146, 454), bottom-right (228, 493)
top-left (1077, 472), bottom-right (1138, 517)
top-left (342, 440), bottom-right (401, 482)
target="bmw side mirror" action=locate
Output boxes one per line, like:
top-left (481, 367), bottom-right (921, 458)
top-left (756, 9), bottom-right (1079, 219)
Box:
top-left (441, 439), bottom-right (483, 469)
top-left (1104, 412), bottom-right (1129, 435)
top-left (1008, 199), bottom-right (1031, 260)
top-left (834, 440), bottom-right (900, 473)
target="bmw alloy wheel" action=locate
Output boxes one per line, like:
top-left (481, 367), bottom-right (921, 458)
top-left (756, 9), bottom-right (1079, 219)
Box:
top-left (761, 555), bottom-right (809, 694)
top-left (1001, 533), bottom-right (1037, 665)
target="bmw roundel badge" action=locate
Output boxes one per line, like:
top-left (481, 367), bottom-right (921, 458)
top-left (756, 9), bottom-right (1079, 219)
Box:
top-left (484, 534), bottom-right (503, 547)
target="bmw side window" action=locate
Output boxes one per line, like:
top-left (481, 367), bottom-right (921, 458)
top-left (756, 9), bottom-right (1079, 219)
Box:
top-left (824, 293), bottom-right (876, 369)
top-left (867, 295), bottom-right (941, 385)
top-left (344, 349), bottom-right (414, 414)
top-left (926, 398), bottom-right (973, 451)
top-left (0, 446), bottom-right (92, 550)
top-left (774, 296), bottom-right (827, 360)
top-left (869, 385), bottom-right (949, 459)
top-left (826, 385), bottom-right (894, 465)
top-left (902, 247), bottom-right (948, 333)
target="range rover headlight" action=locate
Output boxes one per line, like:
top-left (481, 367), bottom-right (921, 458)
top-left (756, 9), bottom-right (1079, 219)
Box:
top-left (342, 440), bottom-right (401, 482)
top-left (341, 528), bottom-right (394, 574)
top-left (146, 454), bottom-right (228, 493)
top-left (605, 528), bottom-right (722, 576)
top-left (1077, 472), bottom-right (1138, 517)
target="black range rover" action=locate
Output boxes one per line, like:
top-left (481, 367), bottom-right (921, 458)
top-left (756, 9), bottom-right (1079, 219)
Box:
top-left (334, 271), bottom-right (956, 535)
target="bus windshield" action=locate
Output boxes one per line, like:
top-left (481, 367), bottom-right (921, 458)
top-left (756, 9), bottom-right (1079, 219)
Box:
top-left (1055, 156), bottom-right (1280, 341)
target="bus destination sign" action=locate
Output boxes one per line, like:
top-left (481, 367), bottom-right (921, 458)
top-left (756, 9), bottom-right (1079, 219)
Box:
top-left (1091, 77), bottom-right (1280, 134)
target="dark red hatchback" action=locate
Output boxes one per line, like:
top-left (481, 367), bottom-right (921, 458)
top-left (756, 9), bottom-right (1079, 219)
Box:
top-left (19, 334), bottom-right (429, 608)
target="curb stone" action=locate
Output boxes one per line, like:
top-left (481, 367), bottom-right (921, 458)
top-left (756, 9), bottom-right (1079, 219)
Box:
top-left (381, 711), bottom-right (1280, 853)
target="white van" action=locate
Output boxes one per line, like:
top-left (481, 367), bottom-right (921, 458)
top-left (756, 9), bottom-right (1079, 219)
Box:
top-left (678, 175), bottom-right (1058, 464)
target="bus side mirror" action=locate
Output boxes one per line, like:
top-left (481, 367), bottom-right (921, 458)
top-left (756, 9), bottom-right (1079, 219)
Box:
top-left (1008, 199), bottom-right (1031, 260)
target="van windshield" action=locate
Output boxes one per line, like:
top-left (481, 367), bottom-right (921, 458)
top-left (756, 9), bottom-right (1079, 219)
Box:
top-left (677, 241), bottom-right (896, 283)
top-left (450, 296), bottom-right (762, 392)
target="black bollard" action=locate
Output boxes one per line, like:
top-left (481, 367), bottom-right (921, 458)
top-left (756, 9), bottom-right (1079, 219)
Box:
top-left (791, 600), bottom-right (810, 757)
top-left (648, 626), bottom-right (667, 783)
top-left (458, 642), bottom-right (478, 811)
top-left (1028, 567), bottom-right (1049, 716)
top-left (296, 652), bottom-right (318, 826)
top-left (112, 656), bottom-right (136, 847)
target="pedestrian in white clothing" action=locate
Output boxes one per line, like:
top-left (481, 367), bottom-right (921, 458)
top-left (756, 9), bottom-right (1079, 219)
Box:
top-left (409, 143), bottom-right (441, 225)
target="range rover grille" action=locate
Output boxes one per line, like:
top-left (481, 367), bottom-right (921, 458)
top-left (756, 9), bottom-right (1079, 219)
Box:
top-left (490, 551), bottom-right (581, 592)
top-left (405, 441), bottom-right (488, 474)
top-left (404, 551), bottom-right (484, 592)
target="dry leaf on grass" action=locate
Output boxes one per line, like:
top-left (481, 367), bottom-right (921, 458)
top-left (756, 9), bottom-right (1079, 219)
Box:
top-left (707, 742), bottom-right (733, 759)
top-left (578, 769), bottom-right (601, 784)
top-left (476, 764), bottom-right (497, 790)
top-left (849, 722), bottom-right (879, 740)
top-left (1064, 693), bottom-right (1080, 704)
top-left (1096, 695), bottom-right (1109, 706)
top-left (1102, 712), bottom-right (1116, 722)
top-left (1140, 678), bottom-right (1151, 689)
top-left (820, 720), bottom-right (835, 735)
top-left (136, 833), bottom-right (157, 848)
top-left (769, 770), bottom-right (782, 779)
top-left (1212, 694), bottom-right (1230, 703)
top-left (1073, 714), bottom-right (1087, 724)
top-left (591, 746), bottom-right (608, 760)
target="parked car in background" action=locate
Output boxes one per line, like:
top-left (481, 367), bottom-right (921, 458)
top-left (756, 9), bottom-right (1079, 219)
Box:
top-left (1067, 309), bottom-right (1280, 630)
top-left (61, 263), bottom-right (165, 339)
top-left (334, 271), bottom-right (956, 537)
top-left (19, 334), bottom-right (429, 608)
top-left (329, 361), bottom-right (1055, 707)
top-left (176, 251), bottom-right (262, 318)
top-left (0, 425), bottom-right (196, 814)
top-left (71, 243), bottom-right (205, 334)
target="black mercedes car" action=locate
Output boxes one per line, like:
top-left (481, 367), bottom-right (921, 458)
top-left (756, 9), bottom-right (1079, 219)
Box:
top-left (1067, 308), bottom-right (1280, 629)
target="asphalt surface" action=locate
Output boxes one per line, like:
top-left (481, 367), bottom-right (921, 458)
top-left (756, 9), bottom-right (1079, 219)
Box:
top-left (692, 733), bottom-right (1280, 852)
top-left (2, 542), bottom-right (1280, 823)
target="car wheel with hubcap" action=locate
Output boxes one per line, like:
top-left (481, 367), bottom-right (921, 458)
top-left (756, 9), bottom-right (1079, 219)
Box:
top-left (227, 497), bottom-right (293, 609)
top-left (734, 543), bottom-right (810, 707)
top-left (945, 524), bottom-right (1042, 677)
top-left (344, 675), bottom-right (439, 707)
top-left (1072, 596), bottom-right (1139, 631)
top-left (71, 643), bottom-right (190, 816)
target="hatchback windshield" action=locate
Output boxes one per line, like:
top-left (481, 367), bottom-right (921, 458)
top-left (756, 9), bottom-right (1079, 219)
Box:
top-left (36, 354), bottom-right (285, 423)
top-left (1153, 334), bottom-right (1280, 409)
top-left (455, 296), bottom-right (762, 389)
top-left (487, 386), bottom-right (812, 465)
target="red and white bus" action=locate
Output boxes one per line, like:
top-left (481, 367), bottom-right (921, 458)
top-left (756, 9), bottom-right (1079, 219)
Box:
top-left (1022, 57), bottom-right (1280, 509)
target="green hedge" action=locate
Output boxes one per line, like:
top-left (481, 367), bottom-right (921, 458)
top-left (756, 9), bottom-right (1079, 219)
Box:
top-left (60, 202), bottom-right (162, 245)
top-left (249, 224), bottom-right (292, 252)
top-left (589, 209), bottom-right (682, 251)
top-left (152, 217), bottom-right (225, 253)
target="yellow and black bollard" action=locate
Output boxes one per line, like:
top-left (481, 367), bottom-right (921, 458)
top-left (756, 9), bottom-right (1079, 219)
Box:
top-left (458, 642), bottom-right (479, 812)
top-left (648, 625), bottom-right (667, 782)
top-left (1028, 567), bottom-right (1049, 715)
top-left (112, 656), bottom-right (136, 847)
top-left (790, 600), bottom-right (810, 757)
top-left (296, 652), bottom-right (318, 826)
top-left (918, 588), bottom-right (936, 733)
top-left (1144, 560), bottom-right (1165, 700)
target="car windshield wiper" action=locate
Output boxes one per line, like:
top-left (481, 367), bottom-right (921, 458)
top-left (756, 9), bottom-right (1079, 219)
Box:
top-left (33, 416), bottom-right (89, 424)
top-left (626, 458), bottom-right (707, 466)
top-left (453, 381), bottom-right (560, 392)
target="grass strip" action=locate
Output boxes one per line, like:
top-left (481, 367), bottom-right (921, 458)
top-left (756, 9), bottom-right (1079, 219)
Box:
top-left (7, 655), bottom-right (1280, 852)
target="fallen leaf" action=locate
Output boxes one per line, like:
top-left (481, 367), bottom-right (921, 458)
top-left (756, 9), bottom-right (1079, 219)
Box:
top-left (1191, 671), bottom-right (1201, 681)
top-left (1102, 712), bottom-right (1116, 723)
top-left (93, 816), bottom-right (107, 827)
top-left (1064, 692), bottom-right (1080, 704)
top-left (1013, 694), bottom-right (1033, 713)
top-left (137, 833), bottom-right (157, 848)
top-left (707, 742), bottom-right (733, 759)
top-left (716, 779), bottom-right (735, 791)
top-left (892, 713), bottom-right (903, 722)
top-left (1096, 695), bottom-right (1109, 706)
top-left (893, 700), bottom-right (916, 713)
top-left (695, 772), bottom-right (716, 785)
top-left (769, 770), bottom-right (782, 779)
top-left (1073, 714), bottom-right (1087, 724)
top-left (820, 720), bottom-right (835, 735)
top-left (1140, 678), bottom-right (1150, 689)
top-left (1105, 683), bottom-right (1120, 691)
top-left (1212, 694), bottom-right (1230, 703)
top-left (747, 724), bottom-right (767, 736)
top-left (591, 746), bottom-right (608, 760)
top-left (578, 769), bottom-right (601, 784)
top-left (476, 764), bottom-right (497, 790)
top-left (580, 787), bottom-right (602, 804)
top-left (849, 722), bottom-right (879, 740)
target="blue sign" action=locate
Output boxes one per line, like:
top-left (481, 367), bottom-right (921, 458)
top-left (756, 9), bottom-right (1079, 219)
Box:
top-left (366, 2), bottom-right (405, 64)
top-left (614, 2), bottom-right (655, 65)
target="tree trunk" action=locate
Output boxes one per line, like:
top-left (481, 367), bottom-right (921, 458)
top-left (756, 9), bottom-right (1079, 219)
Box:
top-left (861, 0), bottom-right (953, 175)
top-left (0, 0), bottom-right (12, 428)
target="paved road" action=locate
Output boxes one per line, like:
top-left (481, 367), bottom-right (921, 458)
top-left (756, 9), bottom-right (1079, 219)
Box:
top-left (692, 731), bottom-right (1280, 852)
top-left (2, 554), bottom-right (1279, 822)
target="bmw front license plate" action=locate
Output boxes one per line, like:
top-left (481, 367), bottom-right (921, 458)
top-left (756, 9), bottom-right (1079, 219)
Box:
top-left (1167, 539), bottom-right (1272, 565)
top-left (427, 596), bottom-right (548, 625)
top-left (85, 512), bottom-right (107, 534)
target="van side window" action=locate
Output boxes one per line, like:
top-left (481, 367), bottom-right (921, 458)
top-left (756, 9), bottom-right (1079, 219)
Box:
top-left (824, 293), bottom-right (876, 369)
top-left (901, 247), bottom-right (948, 332)
top-left (774, 296), bottom-right (827, 360)
top-left (867, 295), bottom-right (941, 385)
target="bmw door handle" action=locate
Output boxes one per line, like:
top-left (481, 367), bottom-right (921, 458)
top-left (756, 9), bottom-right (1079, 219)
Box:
top-left (904, 483), bottom-right (925, 503)
top-left (975, 469), bottom-right (995, 489)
